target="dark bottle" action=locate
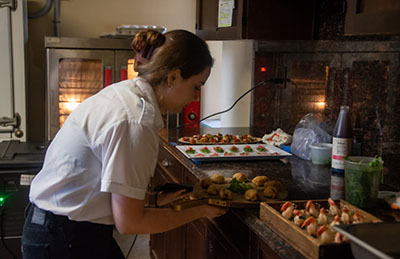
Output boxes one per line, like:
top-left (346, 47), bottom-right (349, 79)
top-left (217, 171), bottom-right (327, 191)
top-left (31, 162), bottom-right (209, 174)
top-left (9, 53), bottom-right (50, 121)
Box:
top-left (330, 106), bottom-right (353, 200)
top-left (331, 105), bottom-right (353, 173)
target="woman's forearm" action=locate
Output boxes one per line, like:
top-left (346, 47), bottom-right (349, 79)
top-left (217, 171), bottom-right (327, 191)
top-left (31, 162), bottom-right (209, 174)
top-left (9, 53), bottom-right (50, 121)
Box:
top-left (112, 193), bottom-right (226, 235)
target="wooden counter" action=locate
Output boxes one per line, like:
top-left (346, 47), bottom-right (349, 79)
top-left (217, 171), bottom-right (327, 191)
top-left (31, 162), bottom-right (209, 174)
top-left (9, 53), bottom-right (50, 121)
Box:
top-left (149, 128), bottom-right (399, 259)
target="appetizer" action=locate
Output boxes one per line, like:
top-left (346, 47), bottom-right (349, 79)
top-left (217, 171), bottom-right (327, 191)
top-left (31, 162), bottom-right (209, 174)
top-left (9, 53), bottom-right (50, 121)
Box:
top-left (185, 146), bottom-right (196, 155)
top-left (232, 172), bottom-right (247, 182)
top-left (264, 186), bottom-right (279, 199)
top-left (264, 180), bottom-right (283, 191)
top-left (229, 145), bottom-right (239, 153)
top-left (244, 189), bottom-right (259, 201)
top-left (210, 173), bottom-right (225, 184)
top-left (243, 145), bottom-right (254, 152)
top-left (200, 146), bottom-right (211, 154)
top-left (207, 184), bottom-right (219, 195)
top-left (256, 145), bottom-right (267, 152)
top-left (179, 133), bottom-right (260, 145)
top-left (200, 177), bottom-right (213, 189)
top-left (213, 146), bottom-right (225, 153)
top-left (279, 199), bottom-right (376, 244)
top-left (219, 188), bottom-right (233, 200)
top-left (252, 176), bottom-right (268, 186)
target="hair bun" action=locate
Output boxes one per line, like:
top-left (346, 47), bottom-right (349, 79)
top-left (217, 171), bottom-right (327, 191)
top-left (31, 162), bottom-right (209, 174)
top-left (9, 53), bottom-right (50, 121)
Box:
top-left (131, 30), bottom-right (166, 65)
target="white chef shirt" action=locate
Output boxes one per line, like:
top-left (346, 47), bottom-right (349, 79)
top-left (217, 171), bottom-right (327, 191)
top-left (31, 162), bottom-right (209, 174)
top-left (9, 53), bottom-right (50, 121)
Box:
top-left (30, 77), bottom-right (164, 225)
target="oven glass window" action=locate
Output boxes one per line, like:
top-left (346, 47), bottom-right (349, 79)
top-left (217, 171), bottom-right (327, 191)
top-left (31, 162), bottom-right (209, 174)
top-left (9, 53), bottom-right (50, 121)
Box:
top-left (58, 58), bottom-right (103, 127)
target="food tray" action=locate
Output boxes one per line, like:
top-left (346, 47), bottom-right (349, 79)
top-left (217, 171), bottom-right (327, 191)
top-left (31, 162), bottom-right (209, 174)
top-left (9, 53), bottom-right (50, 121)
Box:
top-left (259, 200), bottom-right (382, 259)
top-left (175, 143), bottom-right (291, 162)
top-left (334, 222), bottom-right (400, 259)
top-left (171, 181), bottom-right (288, 211)
top-left (178, 136), bottom-right (262, 145)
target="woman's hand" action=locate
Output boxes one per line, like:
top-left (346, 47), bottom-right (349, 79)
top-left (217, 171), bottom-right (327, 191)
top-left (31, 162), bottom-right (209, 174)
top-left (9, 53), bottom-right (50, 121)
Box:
top-left (156, 189), bottom-right (193, 207)
top-left (200, 204), bottom-right (228, 220)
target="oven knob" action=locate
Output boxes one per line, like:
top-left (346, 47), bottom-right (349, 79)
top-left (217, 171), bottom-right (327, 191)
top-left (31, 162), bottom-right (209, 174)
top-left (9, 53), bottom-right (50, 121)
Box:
top-left (188, 113), bottom-right (197, 121)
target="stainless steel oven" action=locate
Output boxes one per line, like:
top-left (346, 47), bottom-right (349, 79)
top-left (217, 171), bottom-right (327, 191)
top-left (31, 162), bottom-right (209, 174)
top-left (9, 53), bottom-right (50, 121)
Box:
top-left (45, 37), bottom-right (134, 140)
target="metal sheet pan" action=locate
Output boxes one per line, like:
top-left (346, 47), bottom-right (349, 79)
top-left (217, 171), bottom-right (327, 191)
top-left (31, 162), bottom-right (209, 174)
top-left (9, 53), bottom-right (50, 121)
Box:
top-left (175, 143), bottom-right (291, 162)
top-left (334, 222), bottom-right (400, 259)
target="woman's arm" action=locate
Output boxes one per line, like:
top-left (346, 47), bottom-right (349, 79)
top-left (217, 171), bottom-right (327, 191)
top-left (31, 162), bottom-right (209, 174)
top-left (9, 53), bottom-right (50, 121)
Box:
top-left (111, 193), bottom-right (227, 235)
top-left (144, 189), bottom-right (193, 207)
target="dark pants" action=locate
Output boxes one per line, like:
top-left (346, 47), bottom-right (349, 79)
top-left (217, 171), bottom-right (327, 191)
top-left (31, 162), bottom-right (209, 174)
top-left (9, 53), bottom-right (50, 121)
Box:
top-left (22, 203), bottom-right (125, 259)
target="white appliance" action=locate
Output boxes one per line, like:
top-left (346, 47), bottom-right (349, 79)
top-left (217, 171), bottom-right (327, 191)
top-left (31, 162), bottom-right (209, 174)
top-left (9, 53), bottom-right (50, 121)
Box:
top-left (201, 40), bottom-right (255, 128)
top-left (0, 0), bottom-right (27, 141)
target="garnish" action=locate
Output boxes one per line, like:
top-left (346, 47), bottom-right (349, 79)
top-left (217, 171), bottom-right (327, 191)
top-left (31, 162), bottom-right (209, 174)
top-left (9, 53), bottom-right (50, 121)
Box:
top-left (243, 145), bottom-right (254, 152)
top-left (229, 145), bottom-right (239, 153)
top-left (228, 178), bottom-right (252, 194)
top-left (213, 146), bottom-right (225, 153)
top-left (256, 145), bottom-right (267, 152)
top-left (200, 147), bottom-right (211, 154)
top-left (185, 147), bottom-right (196, 155)
top-left (368, 156), bottom-right (383, 168)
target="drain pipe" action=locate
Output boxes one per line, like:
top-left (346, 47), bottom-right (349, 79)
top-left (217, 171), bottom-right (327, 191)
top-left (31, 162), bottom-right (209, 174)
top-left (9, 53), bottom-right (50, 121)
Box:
top-left (28, 0), bottom-right (52, 19)
top-left (53, 0), bottom-right (59, 36)
top-left (28, 0), bottom-right (60, 37)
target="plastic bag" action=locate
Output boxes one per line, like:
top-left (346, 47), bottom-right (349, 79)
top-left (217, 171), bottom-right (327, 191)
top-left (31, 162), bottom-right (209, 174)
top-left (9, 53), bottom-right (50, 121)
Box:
top-left (291, 113), bottom-right (332, 160)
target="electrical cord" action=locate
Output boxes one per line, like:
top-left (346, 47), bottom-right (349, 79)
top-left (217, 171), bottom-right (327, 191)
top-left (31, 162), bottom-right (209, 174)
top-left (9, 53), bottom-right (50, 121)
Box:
top-left (177, 78), bottom-right (295, 128)
top-left (0, 204), bottom-right (17, 259)
top-left (125, 234), bottom-right (138, 259)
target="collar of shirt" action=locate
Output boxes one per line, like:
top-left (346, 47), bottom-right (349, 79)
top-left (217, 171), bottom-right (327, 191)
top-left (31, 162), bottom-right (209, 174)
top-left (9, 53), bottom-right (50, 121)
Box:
top-left (133, 77), bottom-right (164, 130)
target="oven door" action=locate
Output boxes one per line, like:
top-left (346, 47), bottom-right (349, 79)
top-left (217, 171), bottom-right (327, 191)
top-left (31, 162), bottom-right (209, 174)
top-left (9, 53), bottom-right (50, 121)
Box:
top-left (46, 49), bottom-right (115, 140)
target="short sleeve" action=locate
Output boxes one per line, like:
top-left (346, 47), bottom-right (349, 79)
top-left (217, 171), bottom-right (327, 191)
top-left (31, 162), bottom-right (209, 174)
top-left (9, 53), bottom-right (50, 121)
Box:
top-left (96, 119), bottom-right (159, 200)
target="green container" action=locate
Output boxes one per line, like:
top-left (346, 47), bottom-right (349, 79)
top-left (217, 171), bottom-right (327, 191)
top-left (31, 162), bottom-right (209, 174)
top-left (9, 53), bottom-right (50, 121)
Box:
top-left (344, 156), bottom-right (383, 208)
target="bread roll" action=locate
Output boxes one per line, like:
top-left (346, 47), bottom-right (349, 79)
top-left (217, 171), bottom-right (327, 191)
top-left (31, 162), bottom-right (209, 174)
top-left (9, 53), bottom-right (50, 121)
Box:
top-left (252, 176), bottom-right (268, 186)
top-left (200, 177), bottom-right (213, 189)
top-left (232, 172), bottom-right (247, 182)
top-left (207, 184), bottom-right (219, 195)
top-left (264, 180), bottom-right (283, 191)
top-left (210, 173), bottom-right (225, 184)
top-left (219, 188), bottom-right (232, 200)
top-left (244, 189), bottom-right (259, 201)
top-left (264, 186), bottom-right (278, 199)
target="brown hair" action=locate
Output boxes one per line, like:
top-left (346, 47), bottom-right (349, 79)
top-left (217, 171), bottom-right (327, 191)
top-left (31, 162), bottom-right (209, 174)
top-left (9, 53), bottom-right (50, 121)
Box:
top-left (131, 29), bottom-right (213, 87)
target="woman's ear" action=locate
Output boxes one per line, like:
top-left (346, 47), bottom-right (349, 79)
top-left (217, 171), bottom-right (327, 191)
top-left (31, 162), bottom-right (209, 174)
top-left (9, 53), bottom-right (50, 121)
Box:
top-left (167, 69), bottom-right (181, 87)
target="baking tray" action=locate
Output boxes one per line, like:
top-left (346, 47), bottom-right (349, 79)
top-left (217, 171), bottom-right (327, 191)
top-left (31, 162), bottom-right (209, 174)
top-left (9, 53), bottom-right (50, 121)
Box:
top-left (334, 222), bottom-right (400, 259)
top-left (175, 143), bottom-right (291, 162)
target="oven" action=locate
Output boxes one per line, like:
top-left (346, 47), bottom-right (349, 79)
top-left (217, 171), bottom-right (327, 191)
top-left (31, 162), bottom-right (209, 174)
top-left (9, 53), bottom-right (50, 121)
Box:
top-left (45, 37), bottom-right (135, 141)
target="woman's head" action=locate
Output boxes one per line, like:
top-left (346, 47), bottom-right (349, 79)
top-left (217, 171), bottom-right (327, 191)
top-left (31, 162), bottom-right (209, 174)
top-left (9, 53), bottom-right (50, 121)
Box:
top-left (131, 30), bottom-right (213, 113)
top-left (131, 29), bottom-right (213, 86)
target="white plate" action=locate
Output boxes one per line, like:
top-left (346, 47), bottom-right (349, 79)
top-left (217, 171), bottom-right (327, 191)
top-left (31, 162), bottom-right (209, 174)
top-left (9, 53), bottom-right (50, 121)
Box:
top-left (116, 24), bottom-right (167, 34)
top-left (176, 143), bottom-right (291, 162)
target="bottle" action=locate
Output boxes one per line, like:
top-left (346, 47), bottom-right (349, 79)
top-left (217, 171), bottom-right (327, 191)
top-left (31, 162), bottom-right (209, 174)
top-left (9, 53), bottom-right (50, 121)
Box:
top-left (330, 106), bottom-right (352, 199)
top-left (330, 171), bottom-right (345, 200)
top-left (331, 106), bottom-right (353, 173)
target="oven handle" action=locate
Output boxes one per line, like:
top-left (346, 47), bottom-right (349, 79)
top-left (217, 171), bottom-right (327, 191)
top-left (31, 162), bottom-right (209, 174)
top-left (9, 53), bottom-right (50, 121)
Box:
top-left (120, 66), bottom-right (127, 81)
top-left (104, 66), bottom-right (112, 87)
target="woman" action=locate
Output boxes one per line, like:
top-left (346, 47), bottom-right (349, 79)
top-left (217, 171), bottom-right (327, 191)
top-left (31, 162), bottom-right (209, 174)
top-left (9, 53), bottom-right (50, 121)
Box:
top-left (22, 29), bottom-right (227, 259)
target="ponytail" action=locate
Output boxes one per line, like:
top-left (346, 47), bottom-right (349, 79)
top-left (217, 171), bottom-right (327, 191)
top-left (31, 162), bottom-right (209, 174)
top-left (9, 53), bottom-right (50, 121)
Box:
top-left (131, 30), bottom-right (166, 68)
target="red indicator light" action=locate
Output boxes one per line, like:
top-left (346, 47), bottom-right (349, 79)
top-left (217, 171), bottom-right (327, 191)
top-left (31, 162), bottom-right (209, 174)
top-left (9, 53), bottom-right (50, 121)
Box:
top-left (260, 67), bottom-right (267, 72)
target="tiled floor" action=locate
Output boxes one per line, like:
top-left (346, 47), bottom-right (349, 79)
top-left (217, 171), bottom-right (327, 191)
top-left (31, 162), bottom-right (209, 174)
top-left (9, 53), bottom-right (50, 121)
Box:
top-left (114, 230), bottom-right (151, 259)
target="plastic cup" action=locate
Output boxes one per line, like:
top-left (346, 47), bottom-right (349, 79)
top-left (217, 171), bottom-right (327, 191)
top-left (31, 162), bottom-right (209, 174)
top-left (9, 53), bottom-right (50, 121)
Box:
top-left (344, 156), bottom-right (383, 208)
top-left (309, 143), bottom-right (332, 165)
